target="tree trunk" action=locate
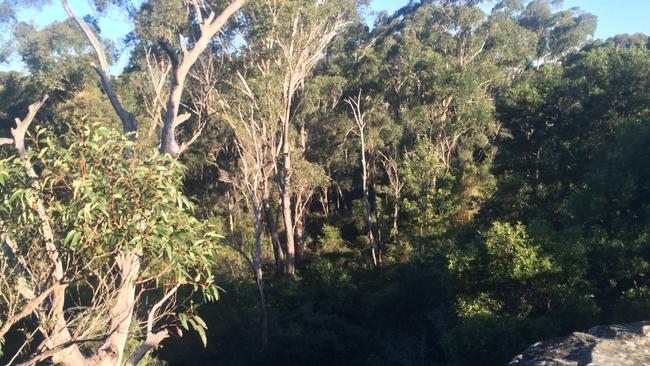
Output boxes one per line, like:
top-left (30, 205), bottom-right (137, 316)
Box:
top-left (294, 200), bottom-right (306, 257)
top-left (160, 66), bottom-right (187, 156)
top-left (346, 94), bottom-right (381, 268)
top-left (89, 252), bottom-right (140, 366)
top-left (263, 197), bottom-right (285, 275)
top-left (251, 196), bottom-right (269, 350)
top-left (360, 135), bottom-right (379, 267)
top-left (320, 185), bottom-right (330, 218)
top-left (391, 198), bottom-right (400, 244)
top-left (371, 159), bottom-right (382, 267)
top-left (280, 125), bottom-right (296, 276)
top-left (281, 189), bottom-right (295, 276)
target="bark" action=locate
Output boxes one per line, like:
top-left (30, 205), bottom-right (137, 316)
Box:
top-left (391, 202), bottom-right (400, 243)
top-left (371, 168), bottom-right (383, 268)
top-left (89, 252), bottom-right (140, 366)
top-left (294, 206), bottom-right (306, 257)
top-left (361, 140), bottom-right (380, 267)
top-left (279, 138), bottom-right (296, 276)
top-left (320, 185), bottom-right (330, 218)
top-left (261, 174), bottom-right (284, 274)
top-left (278, 72), bottom-right (296, 275)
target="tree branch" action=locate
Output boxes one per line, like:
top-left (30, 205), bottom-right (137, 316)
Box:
top-left (0, 284), bottom-right (60, 340)
top-left (124, 285), bottom-right (180, 366)
top-left (10, 95), bottom-right (48, 157)
top-left (60, 0), bottom-right (137, 136)
top-left (160, 0), bottom-right (250, 157)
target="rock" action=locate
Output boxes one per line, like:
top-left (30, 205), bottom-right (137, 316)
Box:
top-left (508, 321), bottom-right (650, 365)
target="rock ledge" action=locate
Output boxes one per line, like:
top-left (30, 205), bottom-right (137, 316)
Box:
top-left (509, 321), bottom-right (650, 365)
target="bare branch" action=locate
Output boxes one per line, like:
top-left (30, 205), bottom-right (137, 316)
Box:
top-left (0, 284), bottom-right (61, 340)
top-left (10, 95), bottom-right (48, 157)
top-left (124, 285), bottom-right (180, 366)
top-left (60, 0), bottom-right (137, 136)
top-left (143, 48), bottom-right (171, 141)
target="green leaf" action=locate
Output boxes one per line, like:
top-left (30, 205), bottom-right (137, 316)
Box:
top-left (70, 231), bottom-right (82, 248)
top-left (64, 230), bottom-right (77, 245)
top-left (192, 315), bottom-right (207, 329)
top-left (178, 313), bottom-right (189, 330)
top-left (196, 325), bottom-right (207, 348)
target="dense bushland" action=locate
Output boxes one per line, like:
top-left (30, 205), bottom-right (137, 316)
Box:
top-left (1, 1), bottom-right (649, 365)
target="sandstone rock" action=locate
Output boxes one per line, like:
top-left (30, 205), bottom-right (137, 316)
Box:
top-left (508, 321), bottom-right (650, 365)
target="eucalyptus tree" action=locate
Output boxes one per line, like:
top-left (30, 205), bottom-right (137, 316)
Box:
top-left (345, 92), bottom-right (382, 266)
top-left (0, 1), bottom-right (250, 364)
top-left (1, 107), bottom-right (220, 365)
top-left (217, 69), bottom-right (276, 347)
top-left (219, 0), bottom-right (356, 276)
top-left (60, 0), bottom-right (249, 156)
top-left (516, 0), bottom-right (597, 66)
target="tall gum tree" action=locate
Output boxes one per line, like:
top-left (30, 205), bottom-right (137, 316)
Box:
top-left (225, 0), bottom-right (354, 276)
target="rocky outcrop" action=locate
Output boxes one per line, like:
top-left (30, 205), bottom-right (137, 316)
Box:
top-left (509, 321), bottom-right (650, 365)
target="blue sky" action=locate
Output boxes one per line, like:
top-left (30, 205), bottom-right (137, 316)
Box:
top-left (2, 0), bottom-right (649, 73)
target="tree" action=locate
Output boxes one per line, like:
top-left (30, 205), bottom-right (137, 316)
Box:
top-left (218, 70), bottom-right (274, 349)
top-left (225, 0), bottom-right (352, 276)
top-left (517, 0), bottom-right (597, 66)
top-left (1, 102), bottom-right (220, 365)
top-left (58, 0), bottom-right (249, 156)
top-left (346, 92), bottom-right (382, 267)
